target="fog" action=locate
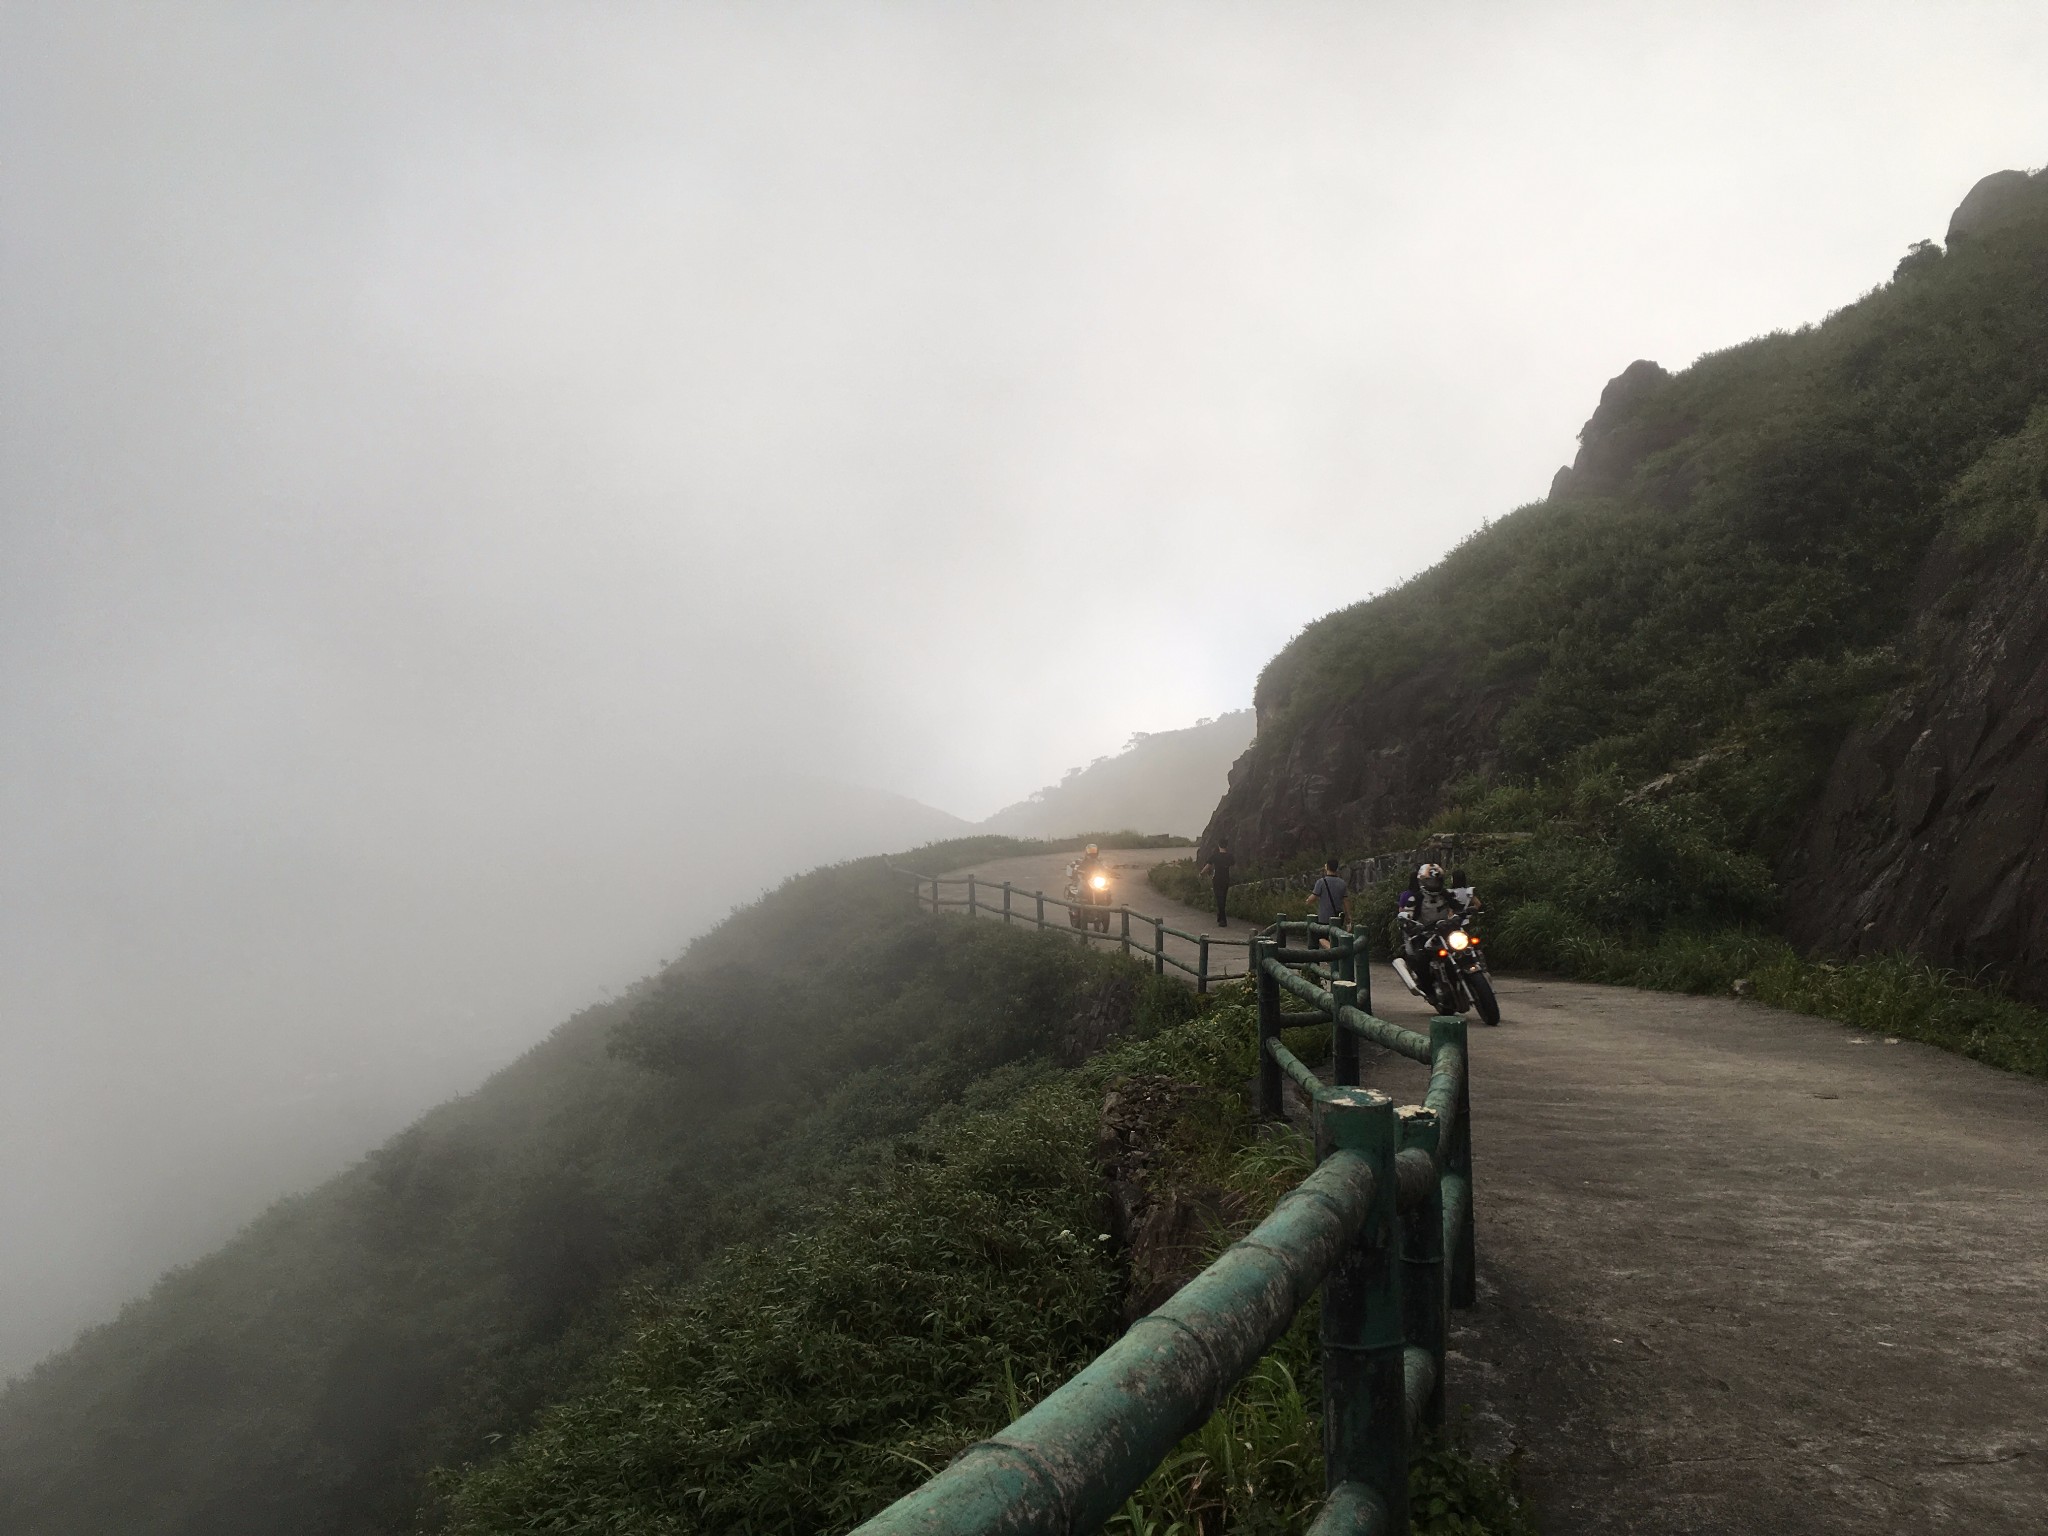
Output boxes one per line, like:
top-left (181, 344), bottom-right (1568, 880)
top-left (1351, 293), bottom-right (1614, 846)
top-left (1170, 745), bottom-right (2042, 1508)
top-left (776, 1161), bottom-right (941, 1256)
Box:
top-left (3, 2), bottom-right (2042, 1376)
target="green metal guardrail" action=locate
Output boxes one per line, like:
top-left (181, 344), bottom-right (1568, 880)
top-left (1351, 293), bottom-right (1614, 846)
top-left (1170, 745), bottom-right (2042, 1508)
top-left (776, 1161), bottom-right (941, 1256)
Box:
top-left (861, 886), bottom-right (1479, 1534)
top-left (905, 869), bottom-right (1253, 991)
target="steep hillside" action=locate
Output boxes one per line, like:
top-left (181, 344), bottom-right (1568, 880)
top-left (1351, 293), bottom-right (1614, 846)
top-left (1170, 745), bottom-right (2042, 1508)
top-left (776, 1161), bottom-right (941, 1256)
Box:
top-left (978, 710), bottom-right (1254, 838)
top-left (1784, 416), bottom-right (2048, 996)
top-left (1203, 166), bottom-right (2048, 1000)
top-left (0, 834), bottom-right (1165, 1536)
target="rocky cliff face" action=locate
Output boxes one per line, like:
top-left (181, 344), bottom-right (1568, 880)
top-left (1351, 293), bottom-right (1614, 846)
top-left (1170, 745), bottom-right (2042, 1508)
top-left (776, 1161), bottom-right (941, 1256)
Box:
top-left (1785, 538), bottom-right (2048, 1006)
top-left (1201, 651), bottom-right (1520, 866)
top-left (1204, 163), bottom-right (2048, 1005)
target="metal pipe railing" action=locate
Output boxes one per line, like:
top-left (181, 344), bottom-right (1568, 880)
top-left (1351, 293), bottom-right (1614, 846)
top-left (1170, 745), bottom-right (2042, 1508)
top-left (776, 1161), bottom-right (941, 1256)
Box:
top-left (900, 865), bottom-right (1253, 988)
top-left (852, 1097), bottom-right (1392, 1534)
top-left (868, 877), bottom-right (1485, 1536)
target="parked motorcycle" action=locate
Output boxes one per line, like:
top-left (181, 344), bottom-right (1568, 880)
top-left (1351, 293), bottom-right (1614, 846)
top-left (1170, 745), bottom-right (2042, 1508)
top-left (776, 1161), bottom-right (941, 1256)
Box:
top-left (1391, 914), bottom-right (1500, 1026)
top-left (1065, 860), bottom-right (1114, 931)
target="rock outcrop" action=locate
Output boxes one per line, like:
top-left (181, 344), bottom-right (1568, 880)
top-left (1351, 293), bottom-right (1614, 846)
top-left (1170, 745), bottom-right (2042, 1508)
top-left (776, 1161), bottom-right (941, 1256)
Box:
top-left (1784, 539), bottom-right (2048, 1006)
top-left (1547, 358), bottom-right (1683, 501)
top-left (1200, 163), bottom-right (2048, 999)
top-left (1946, 166), bottom-right (2048, 244)
top-left (1097, 1076), bottom-right (1244, 1325)
top-left (1201, 650), bottom-right (1519, 867)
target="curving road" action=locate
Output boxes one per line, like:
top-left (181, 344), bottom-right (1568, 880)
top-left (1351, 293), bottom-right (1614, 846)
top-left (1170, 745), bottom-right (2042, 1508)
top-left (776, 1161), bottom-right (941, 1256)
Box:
top-left (941, 846), bottom-right (1256, 981)
top-left (955, 849), bottom-right (2048, 1534)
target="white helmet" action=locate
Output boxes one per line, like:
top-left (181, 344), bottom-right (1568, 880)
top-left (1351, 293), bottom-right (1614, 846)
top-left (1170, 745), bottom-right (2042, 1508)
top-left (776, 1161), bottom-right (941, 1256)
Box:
top-left (1085, 843), bottom-right (1099, 856)
top-left (1417, 863), bottom-right (1446, 891)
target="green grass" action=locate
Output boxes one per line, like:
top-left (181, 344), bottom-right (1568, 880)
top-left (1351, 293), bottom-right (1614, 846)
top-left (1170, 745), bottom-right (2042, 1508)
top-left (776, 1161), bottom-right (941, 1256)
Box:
top-left (1749, 950), bottom-right (2048, 1077)
top-left (434, 991), bottom-right (1534, 1534)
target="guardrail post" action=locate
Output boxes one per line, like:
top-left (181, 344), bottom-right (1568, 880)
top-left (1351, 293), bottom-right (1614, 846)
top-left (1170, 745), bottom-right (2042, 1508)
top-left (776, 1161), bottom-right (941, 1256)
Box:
top-left (1398, 1105), bottom-right (1446, 1435)
top-left (1316, 1086), bottom-right (1406, 1532)
top-left (1198, 935), bottom-right (1210, 994)
top-left (967, 874), bottom-right (977, 916)
top-left (1035, 890), bottom-right (1045, 930)
top-left (1254, 936), bottom-right (1282, 1120)
top-left (1002, 881), bottom-right (1012, 924)
top-left (1120, 906), bottom-right (1131, 958)
top-left (1154, 916), bottom-right (1165, 975)
top-left (1356, 931), bottom-right (1374, 1015)
top-left (1331, 978), bottom-right (1361, 1088)
top-left (1432, 1014), bottom-right (1476, 1309)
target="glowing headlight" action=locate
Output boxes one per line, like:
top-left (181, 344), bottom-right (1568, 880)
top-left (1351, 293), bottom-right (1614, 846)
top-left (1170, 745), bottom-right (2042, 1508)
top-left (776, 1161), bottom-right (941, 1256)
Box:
top-left (1090, 875), bottom-right (1108, 890)
top-left (1447, 930), bottom-right (1470, 950)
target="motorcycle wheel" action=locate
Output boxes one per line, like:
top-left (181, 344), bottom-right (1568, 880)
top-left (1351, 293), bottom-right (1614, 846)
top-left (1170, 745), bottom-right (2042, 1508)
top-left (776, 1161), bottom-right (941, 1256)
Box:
top-left (1428, 968), bottom-right (1458, 1016)
top-left (1468, 971), bottom-right (1501, 1026)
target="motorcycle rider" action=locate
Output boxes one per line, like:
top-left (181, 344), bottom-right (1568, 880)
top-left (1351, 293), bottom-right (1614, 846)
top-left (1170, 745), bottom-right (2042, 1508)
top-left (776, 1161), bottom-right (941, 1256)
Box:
top-left (1397, 863), bottom-right (1470, 982)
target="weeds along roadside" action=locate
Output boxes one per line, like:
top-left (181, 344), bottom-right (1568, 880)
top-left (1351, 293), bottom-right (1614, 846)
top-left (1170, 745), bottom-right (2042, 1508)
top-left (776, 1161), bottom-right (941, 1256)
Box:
top-left (429, 971), bottom-right (1535, 1536)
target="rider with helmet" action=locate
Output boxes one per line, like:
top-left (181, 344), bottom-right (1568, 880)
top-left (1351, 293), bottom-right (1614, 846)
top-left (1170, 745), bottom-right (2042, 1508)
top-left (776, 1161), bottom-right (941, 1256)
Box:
top-left (1397, 863), bottom-right (1470, 981)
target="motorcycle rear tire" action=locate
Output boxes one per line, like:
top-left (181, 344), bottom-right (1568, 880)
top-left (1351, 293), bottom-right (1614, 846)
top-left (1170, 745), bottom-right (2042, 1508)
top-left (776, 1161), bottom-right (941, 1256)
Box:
top-left (1468, 971), bottom-right (1501, 1026)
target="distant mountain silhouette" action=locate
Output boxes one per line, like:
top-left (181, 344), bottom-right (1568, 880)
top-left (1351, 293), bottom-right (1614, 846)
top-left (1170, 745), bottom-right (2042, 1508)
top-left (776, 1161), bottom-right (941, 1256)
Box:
top-left (978, 711), bottom-right (1254, 838)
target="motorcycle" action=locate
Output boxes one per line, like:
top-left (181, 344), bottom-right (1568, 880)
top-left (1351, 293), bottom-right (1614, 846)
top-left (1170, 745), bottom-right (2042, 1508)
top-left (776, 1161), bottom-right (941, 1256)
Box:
top-left (1391, 913), bottom-right (1501, 1026)
top-left (1065, 860), bottom-right (1113, 931)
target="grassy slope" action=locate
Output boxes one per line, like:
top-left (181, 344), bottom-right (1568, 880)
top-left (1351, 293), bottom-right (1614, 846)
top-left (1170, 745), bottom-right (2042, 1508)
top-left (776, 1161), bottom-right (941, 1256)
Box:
top-left (1257, 204), bottom-right (2048, 858)
top-left (1190, 189), bottom-right (2048, 1075)
top-left (433, 990), bottom-right (1535, 1536)
top-left (0, 834), bottom-right (1167, 1536)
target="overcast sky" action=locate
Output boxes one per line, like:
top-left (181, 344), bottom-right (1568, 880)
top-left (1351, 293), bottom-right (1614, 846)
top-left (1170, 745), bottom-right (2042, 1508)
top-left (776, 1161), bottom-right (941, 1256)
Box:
top-left (3, 1), bottom-right (2043, 1375)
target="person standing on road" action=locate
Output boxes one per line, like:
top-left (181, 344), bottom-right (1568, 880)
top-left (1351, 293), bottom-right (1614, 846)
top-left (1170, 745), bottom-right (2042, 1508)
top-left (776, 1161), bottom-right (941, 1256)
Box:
top-left (1199, 840), bottom-right (1234, 928)
top-left (1311, 858), bottom-right (1350, 946)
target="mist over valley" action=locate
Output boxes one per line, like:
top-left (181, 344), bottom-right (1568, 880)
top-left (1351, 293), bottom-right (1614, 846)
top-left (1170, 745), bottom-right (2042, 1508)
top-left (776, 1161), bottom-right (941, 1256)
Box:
top-left (4, 6), bottom-right (2047, 1534)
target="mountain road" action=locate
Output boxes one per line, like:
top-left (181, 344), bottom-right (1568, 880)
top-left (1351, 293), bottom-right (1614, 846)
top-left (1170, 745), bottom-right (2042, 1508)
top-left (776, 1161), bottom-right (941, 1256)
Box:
top-left (947, 848), bottom-right (2048, 1534)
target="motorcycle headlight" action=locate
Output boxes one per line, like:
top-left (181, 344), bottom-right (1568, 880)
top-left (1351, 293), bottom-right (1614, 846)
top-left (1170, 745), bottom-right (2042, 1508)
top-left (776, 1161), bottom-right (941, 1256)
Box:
top-left (1447, 930), bottom-right (1470, 950)
top-left (1090, 875), bottom-right (1108, 890)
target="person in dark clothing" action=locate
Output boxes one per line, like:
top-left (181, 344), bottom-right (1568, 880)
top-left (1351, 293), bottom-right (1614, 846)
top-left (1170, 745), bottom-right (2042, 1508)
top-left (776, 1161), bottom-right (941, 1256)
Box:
top-left (1199, 841), bottom-right (1234, 927)
top-left (1310, 858), bottom-right (1349, 946)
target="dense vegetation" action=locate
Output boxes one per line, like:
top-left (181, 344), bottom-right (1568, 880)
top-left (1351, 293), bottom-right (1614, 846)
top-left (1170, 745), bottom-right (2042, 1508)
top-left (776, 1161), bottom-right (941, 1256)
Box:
top-left (0, 834), bottom-right (1189, 1536)
top-left (433, 994), bottom-right (1532, 1535)
top-left (1257, 198), bottom-right (2048, 863)
top-left (1197, 184), bottom-right (2048, 1072)
top-left (2, 825), bottom-right (1537, 1534)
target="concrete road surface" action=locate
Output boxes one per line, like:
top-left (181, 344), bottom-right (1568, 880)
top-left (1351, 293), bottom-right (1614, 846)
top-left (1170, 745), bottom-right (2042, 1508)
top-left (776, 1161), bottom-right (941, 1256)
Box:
top-left (953, 849), bottom-right (2048, 1534)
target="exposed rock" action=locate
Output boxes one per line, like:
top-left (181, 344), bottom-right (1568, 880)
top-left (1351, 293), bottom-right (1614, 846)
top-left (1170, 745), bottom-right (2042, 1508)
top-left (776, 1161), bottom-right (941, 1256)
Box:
top-left (1200, 652), bottom-right (1520, 868)
top-left (1783, 537), bottom-right (2048, 1005)
top-left (1546, 359), bottom-right (1684, 502)
top-left (1202, 359), bottom-right (1691, 869)
top-left (1097, 1075), bottom-right (1244, 1325)
top-left (1947, 167), bottom-right (2048, 244)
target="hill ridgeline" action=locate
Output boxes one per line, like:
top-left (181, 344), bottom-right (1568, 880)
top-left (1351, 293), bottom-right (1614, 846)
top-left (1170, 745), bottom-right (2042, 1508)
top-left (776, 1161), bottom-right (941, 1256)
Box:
top-left (1201, 165), bottom-right (2048, 1007)
top-left (977, 710), bottom-right (1254, 839)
